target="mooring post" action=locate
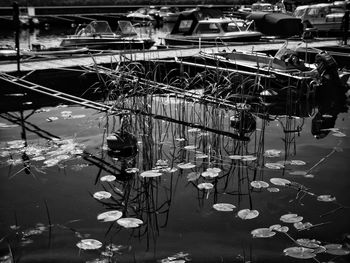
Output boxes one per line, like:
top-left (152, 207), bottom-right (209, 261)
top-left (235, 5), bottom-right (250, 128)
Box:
top-left (13, 1), bottom-right (20, 73)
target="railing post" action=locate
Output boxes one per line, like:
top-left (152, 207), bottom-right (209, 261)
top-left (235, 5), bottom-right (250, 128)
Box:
top-left (13, 1), bottom-right (20, 73)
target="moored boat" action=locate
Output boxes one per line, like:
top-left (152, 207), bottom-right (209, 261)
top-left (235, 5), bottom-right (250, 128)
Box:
top-left (59, 20), bottom-right (155, 50)
top-left (162, 7), bottom-right (262, 47)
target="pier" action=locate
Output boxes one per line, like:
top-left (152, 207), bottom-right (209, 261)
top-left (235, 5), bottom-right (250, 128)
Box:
top-left (0, 39), bottom-right (343, 74)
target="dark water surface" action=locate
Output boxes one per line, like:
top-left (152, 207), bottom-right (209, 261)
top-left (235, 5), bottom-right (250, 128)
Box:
top-left (0, 91), bottom-right (350, 262)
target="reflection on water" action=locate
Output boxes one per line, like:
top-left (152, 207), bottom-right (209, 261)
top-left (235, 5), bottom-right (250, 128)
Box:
top-left (1, 68), bottom-right (349, 262)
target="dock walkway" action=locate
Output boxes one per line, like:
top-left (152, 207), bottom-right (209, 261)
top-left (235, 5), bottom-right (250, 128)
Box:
top-left (0, 39), bottom-right (341, 74)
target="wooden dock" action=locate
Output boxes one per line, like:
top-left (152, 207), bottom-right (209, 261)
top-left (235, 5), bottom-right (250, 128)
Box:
top-left (0, 39), bottom-right (342, 74)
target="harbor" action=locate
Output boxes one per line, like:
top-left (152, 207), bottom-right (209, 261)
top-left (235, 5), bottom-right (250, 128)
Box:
top-left (1, 1), bottom-right (350, 263)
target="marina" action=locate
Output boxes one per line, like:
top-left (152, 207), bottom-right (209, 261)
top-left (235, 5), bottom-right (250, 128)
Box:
top-left (1, 2), bottom-right (350, 263)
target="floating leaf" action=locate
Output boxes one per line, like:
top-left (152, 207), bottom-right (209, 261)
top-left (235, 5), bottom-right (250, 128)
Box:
top-left (283, 247), bottom-right (316, 259)
top-left (125, 167), bottom-right (139, 173)
top-left (197, 183), bottom-right (214, 190)
top-left (270, 178), bottom-right (291, 186)
top-left (294, 222), bottom-right (313, 231)
top-left (237, 209), bottom-right (259, 220)
top-left (184, 145), bottom-right (197, 150)
top-left (140, 170), bottom-right (162, 178)
top-left (242, 155), bottom-right (257, 161)
top-left (264, 149), bottom-right (282, 158)
top-left (228, 155), bottom-right (243, 160)
top-left (265, 163), bottom-right (284, 169)
top-left (100, 175), bottom-right (116, 182)
top-left (213, 203), bottom-right (236, 212)
top-left (317, 195), bottom-right (336, 202)
top-left (267, 187), bottom-right (280, 192)
top-left (177, 163), bottom-right (196, 169)
top-left (250, 180), bottom-right (269, 189)
top-left (97, 210), bottom-right (123, 222)
top-left (290, 160), bottom-right (306, 165)
top-left (324, 244), bottom-right (350, 256)
top-left (280, 214), bottom-right (303, 223)
top-left (76, 239), bottom-right (102, 250)
top-left (93, 191), bottom-right (112, 200)
top-left (201, 171), bottom-right (219, 178)
top-left (117, 218), bottom-right (143, 228)
top-left (207, 167), bottom-right (221, 174)
top-left (269, 224), bottom-right (289, 233)
top-left (251, 228), bottom-right (276, 238)
top-left (296, 239), bottom-right (321, 249)
top-left (187, 172), bottom-right (201, 181)
top-left (289, 170), bottom-right (307, 176)
top-left (195, 153), bottom-right (208, 159)
top-left (332, 132), bottom-right (346, 137)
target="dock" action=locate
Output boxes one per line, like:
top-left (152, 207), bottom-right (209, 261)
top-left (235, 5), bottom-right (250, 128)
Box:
top-left (0, 39), bottom-right (342, 74)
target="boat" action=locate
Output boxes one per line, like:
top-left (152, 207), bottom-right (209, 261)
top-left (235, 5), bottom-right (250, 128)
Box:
top-left (247, 11), bottom-right (303, 37)
top-left (193, 43), bottom-right (321, 97)
top-left (59, 20), bottom-right (155, 50)
top-left (162, 7), bottom-right (262, 47)
top-left (21, 44), bottom-right (89, 58)
top-left (0, 45), bottom-right (18, 61)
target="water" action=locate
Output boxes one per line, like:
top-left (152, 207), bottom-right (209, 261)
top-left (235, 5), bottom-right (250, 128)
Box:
top-left (1, 23), bottom-right (350, 263)
top-left (1, 86), bottom-right (350, 262)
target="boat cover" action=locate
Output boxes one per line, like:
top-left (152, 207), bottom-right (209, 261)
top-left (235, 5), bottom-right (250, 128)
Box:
top-left (247, 12), bottom-right (302, 37)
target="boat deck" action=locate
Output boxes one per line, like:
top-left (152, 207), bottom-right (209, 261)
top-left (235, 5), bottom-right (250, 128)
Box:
top-left (0, 39), bottom-right (342, 74)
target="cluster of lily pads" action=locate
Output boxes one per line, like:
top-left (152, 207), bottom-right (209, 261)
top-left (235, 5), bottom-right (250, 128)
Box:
top-left (0, 138), bottom-right (85, 172)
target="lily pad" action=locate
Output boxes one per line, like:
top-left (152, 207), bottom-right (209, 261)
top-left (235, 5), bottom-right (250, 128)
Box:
top-left (242, 155), bottom-right (257, 161)
top-left (332, 132), bottom-right (346, 137)
top-left (237, 209), bottom-right (259, 220)
top-left (195, 153), bottom-right (208, 159)
top-left (201, 171), bottom-right (219, 178)
top-left (177, 163), bottom-right (196, 169)
top-left (324, 244), bottom-right (350, 256)
top-left (280, 213), bottom-right (303, 223)
top-left (269, 224), bottom-right (289, 233)
top-left (290, 160), bottom-right (306, 165)
top-left (294, 221), bottom-right (313, 231)
top-left (265, 163), bottom-right (284, 169)
top-left (267, 187), bottom-right (280, 192)
top-left (125, 168), bottom-right (139, 173)
top-left (283, 247), bottom-right (316, 259)
top-left (140, 170), bottom-right (162, 178)
top-left (207, 167), bottom-right (221, 174)
top-left (264, 149), bottom-right (282, 158)
top-left (296, 238), bottom-right (321, 249)
top-left (117, 218), bottom-right (143, 228)
top-left (184, 145), bottom-right (197, 150)
top-left (197, 183), bottom-right (214, 190)
top-left (76, 239), bottom-right (103, 250)
top-left (317, 195), bottom-right (336, 202)
top-left (251, 228), bottom-right (276, 238)
top-left (100, 175), bottom-right (116, 182)
top-left (270, 178), bottom-right (291, 186)
top-left (228, 155), bottom-right (243, 160)
top-left (213, 203), bottom-right (236, 212)
top-left (250, 181), bottom-right (269, 189)
top-left (93, 191), bottom-right (112, 200)
top-left (97, 210), bottom-right (123, 222)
